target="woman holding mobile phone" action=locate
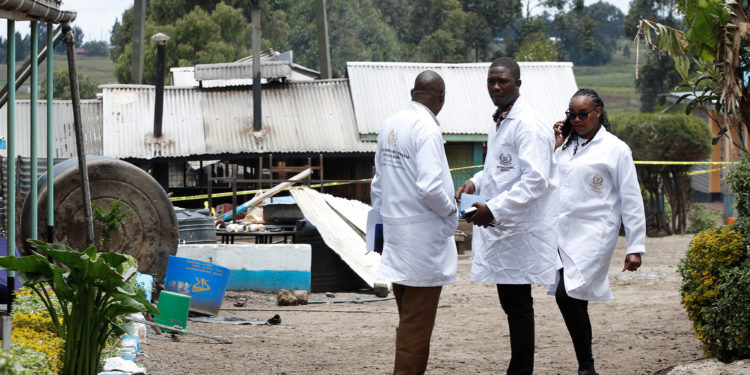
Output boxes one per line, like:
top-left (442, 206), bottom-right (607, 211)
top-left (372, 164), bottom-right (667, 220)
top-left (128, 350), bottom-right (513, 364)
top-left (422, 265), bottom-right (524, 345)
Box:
top-left (550, 88), bottom-right (646, 375)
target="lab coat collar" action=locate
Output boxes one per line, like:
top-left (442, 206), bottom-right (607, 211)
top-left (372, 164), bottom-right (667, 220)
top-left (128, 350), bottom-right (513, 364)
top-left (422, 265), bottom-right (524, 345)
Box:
top-left (410, 101), bottom-right (440, 126)
top-left (501, 95), bottom-right (525, 120)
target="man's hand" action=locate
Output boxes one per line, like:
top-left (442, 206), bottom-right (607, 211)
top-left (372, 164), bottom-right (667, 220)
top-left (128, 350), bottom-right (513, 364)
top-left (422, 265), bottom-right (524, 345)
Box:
top-left (455, 180), bottom-right (476, 204)
top-left (622, 253), bottom-right (642, 272)
top-left (467, 202), bottom-right (495, 227)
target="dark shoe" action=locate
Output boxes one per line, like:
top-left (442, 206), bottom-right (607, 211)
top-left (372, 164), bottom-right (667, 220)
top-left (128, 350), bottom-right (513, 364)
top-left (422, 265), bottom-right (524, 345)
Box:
top-left (578, 361), bottom-right (597, 375)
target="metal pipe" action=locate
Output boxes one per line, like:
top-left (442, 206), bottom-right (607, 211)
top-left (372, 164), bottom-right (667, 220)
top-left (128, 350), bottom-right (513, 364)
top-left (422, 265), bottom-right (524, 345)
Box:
top-left (47, 21), bottom-right (55, 243)
top-left (232, 164), bottom-right (238, 225)
top-left (63, 23), bottom-right (95, 247)
top-left (251, 0), bottom-right (262, 132)
top-left (6, 19), bottom-right (16, 308)
top-left (30, 21), bottom-right (38, 241)
top-left (151, 33), bottom-right (169, 138)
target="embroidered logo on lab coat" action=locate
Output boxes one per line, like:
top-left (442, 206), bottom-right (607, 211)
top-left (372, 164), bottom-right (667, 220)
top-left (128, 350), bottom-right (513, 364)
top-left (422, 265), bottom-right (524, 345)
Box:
top-left (498, 154), bottom-right (514, 171)
top-left (388, 130), bottom-right (398, 148)
top-left (590, 175), bottom-right (604, 193)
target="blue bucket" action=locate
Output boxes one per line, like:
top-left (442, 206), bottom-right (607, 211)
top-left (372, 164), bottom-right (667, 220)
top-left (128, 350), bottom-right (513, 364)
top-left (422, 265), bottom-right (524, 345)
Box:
top-left (163, 256), bottom-right (231, 316)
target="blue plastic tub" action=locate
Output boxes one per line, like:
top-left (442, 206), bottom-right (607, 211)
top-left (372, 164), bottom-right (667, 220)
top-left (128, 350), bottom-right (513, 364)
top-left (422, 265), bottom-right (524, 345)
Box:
top-left (163, 256), bottom-right (231, 316)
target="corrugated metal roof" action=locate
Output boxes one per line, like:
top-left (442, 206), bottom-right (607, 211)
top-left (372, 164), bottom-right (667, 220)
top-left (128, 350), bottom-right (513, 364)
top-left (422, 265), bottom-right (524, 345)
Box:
top-left (101, 80), bottom-right (375, 159)
top-left (101, 85), bottom-right (206, 159)
top-left (0, 100), bottom-right (102, 157)
top-left (194, 61), bottom-right (292, 81)
top-left (347, 61), bottom-right (578, 135)
top-left (0, 0), bottom-right (76, 23)
top-left (202, 79), bottom-right (375, 154)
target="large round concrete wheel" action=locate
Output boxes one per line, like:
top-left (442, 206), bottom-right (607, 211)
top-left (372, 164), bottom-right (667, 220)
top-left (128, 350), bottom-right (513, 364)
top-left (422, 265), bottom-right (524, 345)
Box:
top-left (20, 157), bottom-right (178, 283)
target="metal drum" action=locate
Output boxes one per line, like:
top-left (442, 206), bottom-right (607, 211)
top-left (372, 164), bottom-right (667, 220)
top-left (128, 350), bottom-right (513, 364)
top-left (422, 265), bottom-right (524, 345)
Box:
top-left (20, 157), bottom-right (179, 283)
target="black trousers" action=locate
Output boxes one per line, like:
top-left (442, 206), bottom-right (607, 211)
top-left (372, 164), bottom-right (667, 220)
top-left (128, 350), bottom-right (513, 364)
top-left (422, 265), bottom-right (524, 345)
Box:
top-left (497, 284), bottom-right (534, 375)
top-left (555, 269), bottom-right (594, 369)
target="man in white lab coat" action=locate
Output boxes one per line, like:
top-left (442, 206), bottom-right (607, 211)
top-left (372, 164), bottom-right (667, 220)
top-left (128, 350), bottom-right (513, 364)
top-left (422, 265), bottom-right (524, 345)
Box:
top-left (370, 70), bottom-right (458, 375)
top-left (456, 57), bottom-right (559, 375)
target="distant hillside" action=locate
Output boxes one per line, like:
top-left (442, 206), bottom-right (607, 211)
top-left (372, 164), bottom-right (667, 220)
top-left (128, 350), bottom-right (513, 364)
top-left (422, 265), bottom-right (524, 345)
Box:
top-left (0, 54), bottom-right (116, 99)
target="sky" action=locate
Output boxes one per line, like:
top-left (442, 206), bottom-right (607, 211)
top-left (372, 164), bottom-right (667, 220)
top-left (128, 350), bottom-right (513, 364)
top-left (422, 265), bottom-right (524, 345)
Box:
top-left (1, 0), bottom-right (632, 42)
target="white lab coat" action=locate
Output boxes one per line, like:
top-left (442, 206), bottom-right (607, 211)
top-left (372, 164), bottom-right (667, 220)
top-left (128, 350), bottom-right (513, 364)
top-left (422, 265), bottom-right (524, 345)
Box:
top-left (370, 102), bottom-right (458, 287)
top-left (549, 127), bottom-right (646, 301)
top-left (469, 97), bottom-right (561, 284)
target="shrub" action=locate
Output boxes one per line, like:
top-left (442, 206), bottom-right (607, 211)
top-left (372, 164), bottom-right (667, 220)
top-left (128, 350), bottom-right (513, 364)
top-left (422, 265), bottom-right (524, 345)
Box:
top-left (726, 154), bottom-right (750, 218)
top-left (687, 204), bottom-right (721, 233)
top-left (679, 226), bottom-right (750, 362)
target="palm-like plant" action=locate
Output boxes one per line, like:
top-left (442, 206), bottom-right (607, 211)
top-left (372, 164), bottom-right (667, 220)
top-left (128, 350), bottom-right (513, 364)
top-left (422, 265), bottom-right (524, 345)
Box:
top-left (0, 239), bottom-right (158, 375)
top-left (636, 0), bottom-right (750, 152)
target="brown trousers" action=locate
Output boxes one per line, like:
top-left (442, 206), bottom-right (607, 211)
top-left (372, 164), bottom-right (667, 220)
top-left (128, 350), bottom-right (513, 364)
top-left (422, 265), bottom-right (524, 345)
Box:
top-left (392, 283), bottom-right (443, 375)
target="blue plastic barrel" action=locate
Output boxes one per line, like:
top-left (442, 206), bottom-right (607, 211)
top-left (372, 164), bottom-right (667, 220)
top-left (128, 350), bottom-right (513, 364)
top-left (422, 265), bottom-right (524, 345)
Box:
top-left (163, 256), bottom-right (231, 316)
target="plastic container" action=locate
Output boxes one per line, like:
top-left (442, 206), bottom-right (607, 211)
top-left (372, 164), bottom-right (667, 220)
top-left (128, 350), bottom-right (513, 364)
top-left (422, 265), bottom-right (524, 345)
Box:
top-left (154, 291), bottom-right (191, 332)
top-left (163, 256), bottom-right (231, 316)
top-left (175, 209), bottom-right (216, 244)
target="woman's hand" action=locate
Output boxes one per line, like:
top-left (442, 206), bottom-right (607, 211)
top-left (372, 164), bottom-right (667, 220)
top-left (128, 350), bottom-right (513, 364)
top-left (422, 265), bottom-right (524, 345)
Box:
top-left (622, 253), bottom-right (642, 272)
top-left (553, 121), bottom-right (565, 149)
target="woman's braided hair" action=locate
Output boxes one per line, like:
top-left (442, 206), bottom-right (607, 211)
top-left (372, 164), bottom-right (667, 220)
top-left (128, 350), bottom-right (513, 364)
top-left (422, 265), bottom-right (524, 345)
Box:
top-left (561, 88), bottom-right (610, 151)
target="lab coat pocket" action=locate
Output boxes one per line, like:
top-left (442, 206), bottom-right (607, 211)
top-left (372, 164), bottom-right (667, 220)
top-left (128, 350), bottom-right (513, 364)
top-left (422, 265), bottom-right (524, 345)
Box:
top-left (565, 217), bottom-right (605, 261)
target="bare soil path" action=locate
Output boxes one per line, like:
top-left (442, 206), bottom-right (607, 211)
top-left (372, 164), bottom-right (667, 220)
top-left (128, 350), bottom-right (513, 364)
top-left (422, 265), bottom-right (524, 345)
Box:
top-left (138, 234), bottom-right (750, 374)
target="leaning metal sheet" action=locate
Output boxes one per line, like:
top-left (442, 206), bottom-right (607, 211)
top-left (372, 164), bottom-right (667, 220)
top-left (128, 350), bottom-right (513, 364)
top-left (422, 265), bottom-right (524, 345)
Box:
top-left (290, 187), bottom-right (380, 287)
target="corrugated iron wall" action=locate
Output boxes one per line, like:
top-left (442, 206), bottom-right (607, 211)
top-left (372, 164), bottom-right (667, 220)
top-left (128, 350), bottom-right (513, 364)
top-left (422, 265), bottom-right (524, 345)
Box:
top-left (0, 100), bottom-right (103, 157)
top-left (0, 156), bottom-right (65, 238)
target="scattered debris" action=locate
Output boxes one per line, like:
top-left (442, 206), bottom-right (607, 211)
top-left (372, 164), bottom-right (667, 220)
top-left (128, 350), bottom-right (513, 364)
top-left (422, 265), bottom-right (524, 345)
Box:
top-left (189, 315), bottom-right (281, 326)
top-left (233, 297), bottom-right (248, 307)
top-left (125, 316), bottom-right (232, 344)
top-left (308, 297), bottom-right (395, 304)
top-left (102, 356), bottom-right (146, 374)
top-left (325, 292), bottom-right (336, 298)
top-left (277, 289), bottom-right (308, 306)
top-left (373, 283), bottom-right (389, 298)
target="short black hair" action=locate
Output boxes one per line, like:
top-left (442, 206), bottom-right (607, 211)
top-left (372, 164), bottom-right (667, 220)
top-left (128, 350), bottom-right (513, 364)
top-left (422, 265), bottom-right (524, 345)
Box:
top-left (490, 57), bottom-right (520, 80)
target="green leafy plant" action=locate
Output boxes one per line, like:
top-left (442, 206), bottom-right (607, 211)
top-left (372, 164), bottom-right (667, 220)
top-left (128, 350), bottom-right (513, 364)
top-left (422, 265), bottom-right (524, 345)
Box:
top-left (686, 204), bottom-right (721, 234)
top-left (0, 240), bottom-right (159, 375)
top-left (92, 196), bottom-right (131, 251)
top-left (679, 226), bottom-right (750, 362)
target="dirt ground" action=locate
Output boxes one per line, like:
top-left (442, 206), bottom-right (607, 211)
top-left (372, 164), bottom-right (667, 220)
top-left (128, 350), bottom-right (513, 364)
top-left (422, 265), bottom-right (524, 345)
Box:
top-left (138, 234), bottom-right (750, 375)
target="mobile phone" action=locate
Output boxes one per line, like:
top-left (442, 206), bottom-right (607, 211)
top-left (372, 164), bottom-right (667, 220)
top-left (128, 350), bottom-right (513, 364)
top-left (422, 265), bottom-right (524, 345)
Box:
top-left (562, 118), bottom-right (572, 138)
top-left (460, 206), bottom-right (477, 219)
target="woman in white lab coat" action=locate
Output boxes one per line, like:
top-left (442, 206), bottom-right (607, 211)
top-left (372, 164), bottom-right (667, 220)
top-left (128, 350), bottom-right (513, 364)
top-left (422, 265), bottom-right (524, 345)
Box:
top-left (551, 88), bottom-right (646, 375)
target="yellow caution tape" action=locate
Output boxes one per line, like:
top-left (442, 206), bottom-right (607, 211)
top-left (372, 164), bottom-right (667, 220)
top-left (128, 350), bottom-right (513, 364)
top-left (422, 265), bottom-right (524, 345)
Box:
top-left (170, 161), bottom-right (736, 202)
top-left (686, 167), bottom-right (724, 176)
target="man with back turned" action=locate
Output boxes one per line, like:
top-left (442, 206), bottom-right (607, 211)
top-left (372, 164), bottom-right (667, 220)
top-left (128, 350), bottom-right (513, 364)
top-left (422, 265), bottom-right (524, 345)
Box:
top-left (370, 70), bottom-right (458, 375)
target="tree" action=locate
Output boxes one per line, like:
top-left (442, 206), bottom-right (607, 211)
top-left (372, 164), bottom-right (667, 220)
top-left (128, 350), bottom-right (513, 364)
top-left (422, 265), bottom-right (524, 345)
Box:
top-left (625, 0), bottom-right (683, 112)
top-left (636, 0), bottom-right (750, 153)
top-left (515, 32), bottom-right (558, 61)
top-left (611, 113), bottom-right (712, 234)
top-left (81, 41), bottom-right (109, 57)
top-left (40, 68), bottom-right (99, 100)
top-left (113, 2), bottom-right (253, 84)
